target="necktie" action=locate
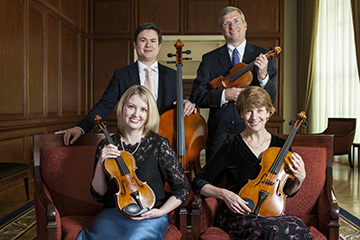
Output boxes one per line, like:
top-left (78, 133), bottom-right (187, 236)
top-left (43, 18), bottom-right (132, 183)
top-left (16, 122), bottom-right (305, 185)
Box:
top-left (144, 68), bottom-right (155, 97)
top-left (232, 48), bottom-right (240, 66)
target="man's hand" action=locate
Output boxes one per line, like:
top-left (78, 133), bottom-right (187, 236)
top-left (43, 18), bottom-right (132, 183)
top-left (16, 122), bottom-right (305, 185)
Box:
top-left (254, 53), bottom-right (268, 80)
top-left (55, 127), bottom-right (82, 146)
top-left (224, 87), bottom-right (243, 102)
top-left (173, 100), bottom-right (198, 116)
top-left (183, 100), bottom-right (197, 116)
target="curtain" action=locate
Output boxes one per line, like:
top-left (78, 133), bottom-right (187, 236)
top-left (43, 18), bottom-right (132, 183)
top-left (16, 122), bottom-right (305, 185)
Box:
top-left (309, 0), bottom-right (360, 143)
top-left (351, 0), bottom-right (360, 80)
top-left (296, 0), bottom-right (320, 127)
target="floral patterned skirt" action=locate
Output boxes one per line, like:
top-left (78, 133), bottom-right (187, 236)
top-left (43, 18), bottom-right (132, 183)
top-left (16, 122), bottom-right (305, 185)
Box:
top-left (216, 208), bottom-right (313, 240)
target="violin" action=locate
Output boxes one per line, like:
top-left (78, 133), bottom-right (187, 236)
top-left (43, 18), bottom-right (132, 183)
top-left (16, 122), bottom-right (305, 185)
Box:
top-left (239, 111), bottom-right (307, 217)
top-left (158, 40), bottom-right (207, 184)
top-left (94, 115), bottom-right (155, 217)
top-left (209, 46), bottom-right (281, 90)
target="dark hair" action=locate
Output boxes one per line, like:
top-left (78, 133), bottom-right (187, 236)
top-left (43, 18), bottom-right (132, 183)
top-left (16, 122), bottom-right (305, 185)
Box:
top-left (134, 22), bottom-right (162, 45)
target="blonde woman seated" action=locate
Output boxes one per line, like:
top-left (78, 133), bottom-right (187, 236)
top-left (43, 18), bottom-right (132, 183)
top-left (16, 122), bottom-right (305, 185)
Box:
top-left (77, 85), bottom-right (190, 240)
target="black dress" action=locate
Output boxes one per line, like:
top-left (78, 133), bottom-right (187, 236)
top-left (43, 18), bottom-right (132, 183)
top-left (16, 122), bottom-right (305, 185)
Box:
top-left (91, 131), bottom-right (190, 209)
top-left (192, 134), bottom-right (312, 240)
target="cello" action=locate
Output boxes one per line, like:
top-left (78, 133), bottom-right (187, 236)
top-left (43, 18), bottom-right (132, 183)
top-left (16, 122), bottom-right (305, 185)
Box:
top-left (94, 115), bottom-right (156, 217)
top-left (209, 46), bottom-right (281, 90)
top-left (239, 111), bottom-right (307, 217)
top-left (158, 40), bottom-right (208, 183)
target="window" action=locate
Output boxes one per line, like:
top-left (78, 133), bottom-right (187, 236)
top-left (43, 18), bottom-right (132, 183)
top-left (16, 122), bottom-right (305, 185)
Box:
top-left (310, 0), bottom-right (360, 142)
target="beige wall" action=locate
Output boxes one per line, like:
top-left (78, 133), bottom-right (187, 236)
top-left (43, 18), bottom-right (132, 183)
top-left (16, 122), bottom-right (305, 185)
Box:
top-left (283, 0), bottom-right (298, 134)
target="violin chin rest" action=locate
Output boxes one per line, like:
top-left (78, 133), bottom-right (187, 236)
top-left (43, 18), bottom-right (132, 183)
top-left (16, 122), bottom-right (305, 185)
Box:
top-left (123, 203), bottom-right (150, 217)
top-left (242, 198), bottom-right (255, 211)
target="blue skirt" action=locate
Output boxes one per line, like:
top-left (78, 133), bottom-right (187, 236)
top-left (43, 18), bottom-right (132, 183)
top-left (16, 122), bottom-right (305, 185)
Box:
top-left (76, 208), bottom-right (169, 240)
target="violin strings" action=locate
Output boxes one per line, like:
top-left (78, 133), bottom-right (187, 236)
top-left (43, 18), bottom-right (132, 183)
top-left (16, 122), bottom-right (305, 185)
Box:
top-left (263, 123), bottom-right (298, 194)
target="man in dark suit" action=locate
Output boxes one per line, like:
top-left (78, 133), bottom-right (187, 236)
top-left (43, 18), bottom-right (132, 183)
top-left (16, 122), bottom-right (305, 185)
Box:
top-left (190, 6), bottom-right (277, 160)
top-left (57, 22), bottom-right (196, 145)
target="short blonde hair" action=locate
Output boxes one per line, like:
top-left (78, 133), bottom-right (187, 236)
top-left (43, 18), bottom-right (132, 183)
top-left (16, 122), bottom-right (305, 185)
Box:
top-left (116, 85), bottom-right (159, 136)
top-left (218, 6), bottom-right (246, 27)
top-left (236, 86), bottom-right (276, 118)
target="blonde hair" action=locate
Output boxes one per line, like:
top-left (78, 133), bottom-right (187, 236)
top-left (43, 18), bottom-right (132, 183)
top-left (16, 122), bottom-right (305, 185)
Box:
top-left (116, 85), bottom-right (159, 136)
top-left (236, 86), bottom-right (276, 118)
top-left (218, 6), bottom-right (246, 27)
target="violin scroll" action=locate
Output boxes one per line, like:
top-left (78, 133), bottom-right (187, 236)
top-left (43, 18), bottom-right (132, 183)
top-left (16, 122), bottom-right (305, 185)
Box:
top-left (272, 46), bottom-right (281, 57)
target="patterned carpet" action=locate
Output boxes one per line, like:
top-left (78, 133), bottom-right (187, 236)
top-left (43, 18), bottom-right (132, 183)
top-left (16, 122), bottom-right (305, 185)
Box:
top-left (0, 202), bottom-right (359, 240)
top-left (340, 208), bottom-right (360, 240)
top-left (0, 201), bottom-right (36, 240)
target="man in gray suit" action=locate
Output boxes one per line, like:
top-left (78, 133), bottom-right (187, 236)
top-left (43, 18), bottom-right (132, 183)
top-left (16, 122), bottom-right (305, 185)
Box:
top-left (57, 22), bottom-right (196, 145)
top-left (190, 6), bottom-right (277, 160)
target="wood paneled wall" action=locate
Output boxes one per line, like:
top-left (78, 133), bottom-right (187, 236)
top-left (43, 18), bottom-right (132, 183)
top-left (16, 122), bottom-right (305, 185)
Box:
top-left (0, 0), bottom-right (283, 173)
top-left (0, 0), bottom-right (88, 169)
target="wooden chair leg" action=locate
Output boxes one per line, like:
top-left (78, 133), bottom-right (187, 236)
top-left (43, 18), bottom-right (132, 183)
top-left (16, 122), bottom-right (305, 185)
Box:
top-left (179, 207), bottom-right (188, 240)
top-left (348, 152), bottom-right (354, 168)
top-left (24, 175), bottom-right (29, 200)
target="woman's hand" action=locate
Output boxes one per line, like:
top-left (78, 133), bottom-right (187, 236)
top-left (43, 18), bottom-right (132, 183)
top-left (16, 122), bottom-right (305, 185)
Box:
top-left (222, 189), bottom-right (252, 215)
top-left (130, 208), bottom-right (164, 220)
top-left (92, 144), bottom-right (120, 195)
top-left (99, 144), bottom-right (120, 165)
top-left (288, 152), bottom-right (306, 183)
top-left (283, 152), bottom-right (306, 196)
top-left (131, 195), bottom-right (181, 220)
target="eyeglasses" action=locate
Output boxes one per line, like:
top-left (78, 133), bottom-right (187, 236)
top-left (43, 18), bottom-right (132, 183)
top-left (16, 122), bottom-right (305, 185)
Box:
top-left (222, 18), bottom-right (242, 28)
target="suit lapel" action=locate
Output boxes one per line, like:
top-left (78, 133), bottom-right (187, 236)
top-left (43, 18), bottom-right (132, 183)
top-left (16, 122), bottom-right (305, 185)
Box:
top-left (218, 44), bottom-right (232, 72)
top-left (157, 63), bottom-right (166, 109)
top-left (129, 61), bottom-right (141, 85)
top-left (242, 43), bottom-right (256, 64)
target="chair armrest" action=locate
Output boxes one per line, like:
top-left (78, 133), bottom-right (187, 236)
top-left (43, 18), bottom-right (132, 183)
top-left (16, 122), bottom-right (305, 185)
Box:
top-left (179, 202), bottom-right (188, 239)
top-left (34, 165), bottom-right (59, 239)
top-left (190, 195), bottom-right (203, 240)
top-left (316, 166), bottom-right (340, 240)
top-left (325, 167), bottom-right (340, 240)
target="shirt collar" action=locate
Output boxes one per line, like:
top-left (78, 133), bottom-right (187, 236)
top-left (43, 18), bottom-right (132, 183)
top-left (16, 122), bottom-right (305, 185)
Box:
top-left (137, 61), bottom-right (158, 73)
top-left (227, 39), bottom-right (246, 57)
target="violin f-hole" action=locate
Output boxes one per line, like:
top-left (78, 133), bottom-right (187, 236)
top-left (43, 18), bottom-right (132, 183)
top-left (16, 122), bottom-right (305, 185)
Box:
top-left (253, 173), bottom-right (268, 187)
top-left (120, 180), bottom-right (128, 195)
top-left (132, 176), bottom-right (144, 188)
top-left (275, 179), bottom-right (282, 197)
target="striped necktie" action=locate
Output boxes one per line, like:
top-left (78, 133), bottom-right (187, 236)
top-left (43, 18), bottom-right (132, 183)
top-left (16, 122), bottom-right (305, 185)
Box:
top-left (232, 48), bottom-right (240, 66)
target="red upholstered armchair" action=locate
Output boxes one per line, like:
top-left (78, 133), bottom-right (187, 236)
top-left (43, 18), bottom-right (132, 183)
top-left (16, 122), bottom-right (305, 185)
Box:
top-left (191, 134), bottom-right (339, 240)
top-left (33, 134), bottom-right (187, 240)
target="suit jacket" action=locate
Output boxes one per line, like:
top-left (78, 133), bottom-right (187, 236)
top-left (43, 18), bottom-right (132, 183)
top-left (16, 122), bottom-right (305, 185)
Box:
top-left (189, 42), bottom-right (277, 159)
top-left (77, 62), bottom-right (177, 133)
